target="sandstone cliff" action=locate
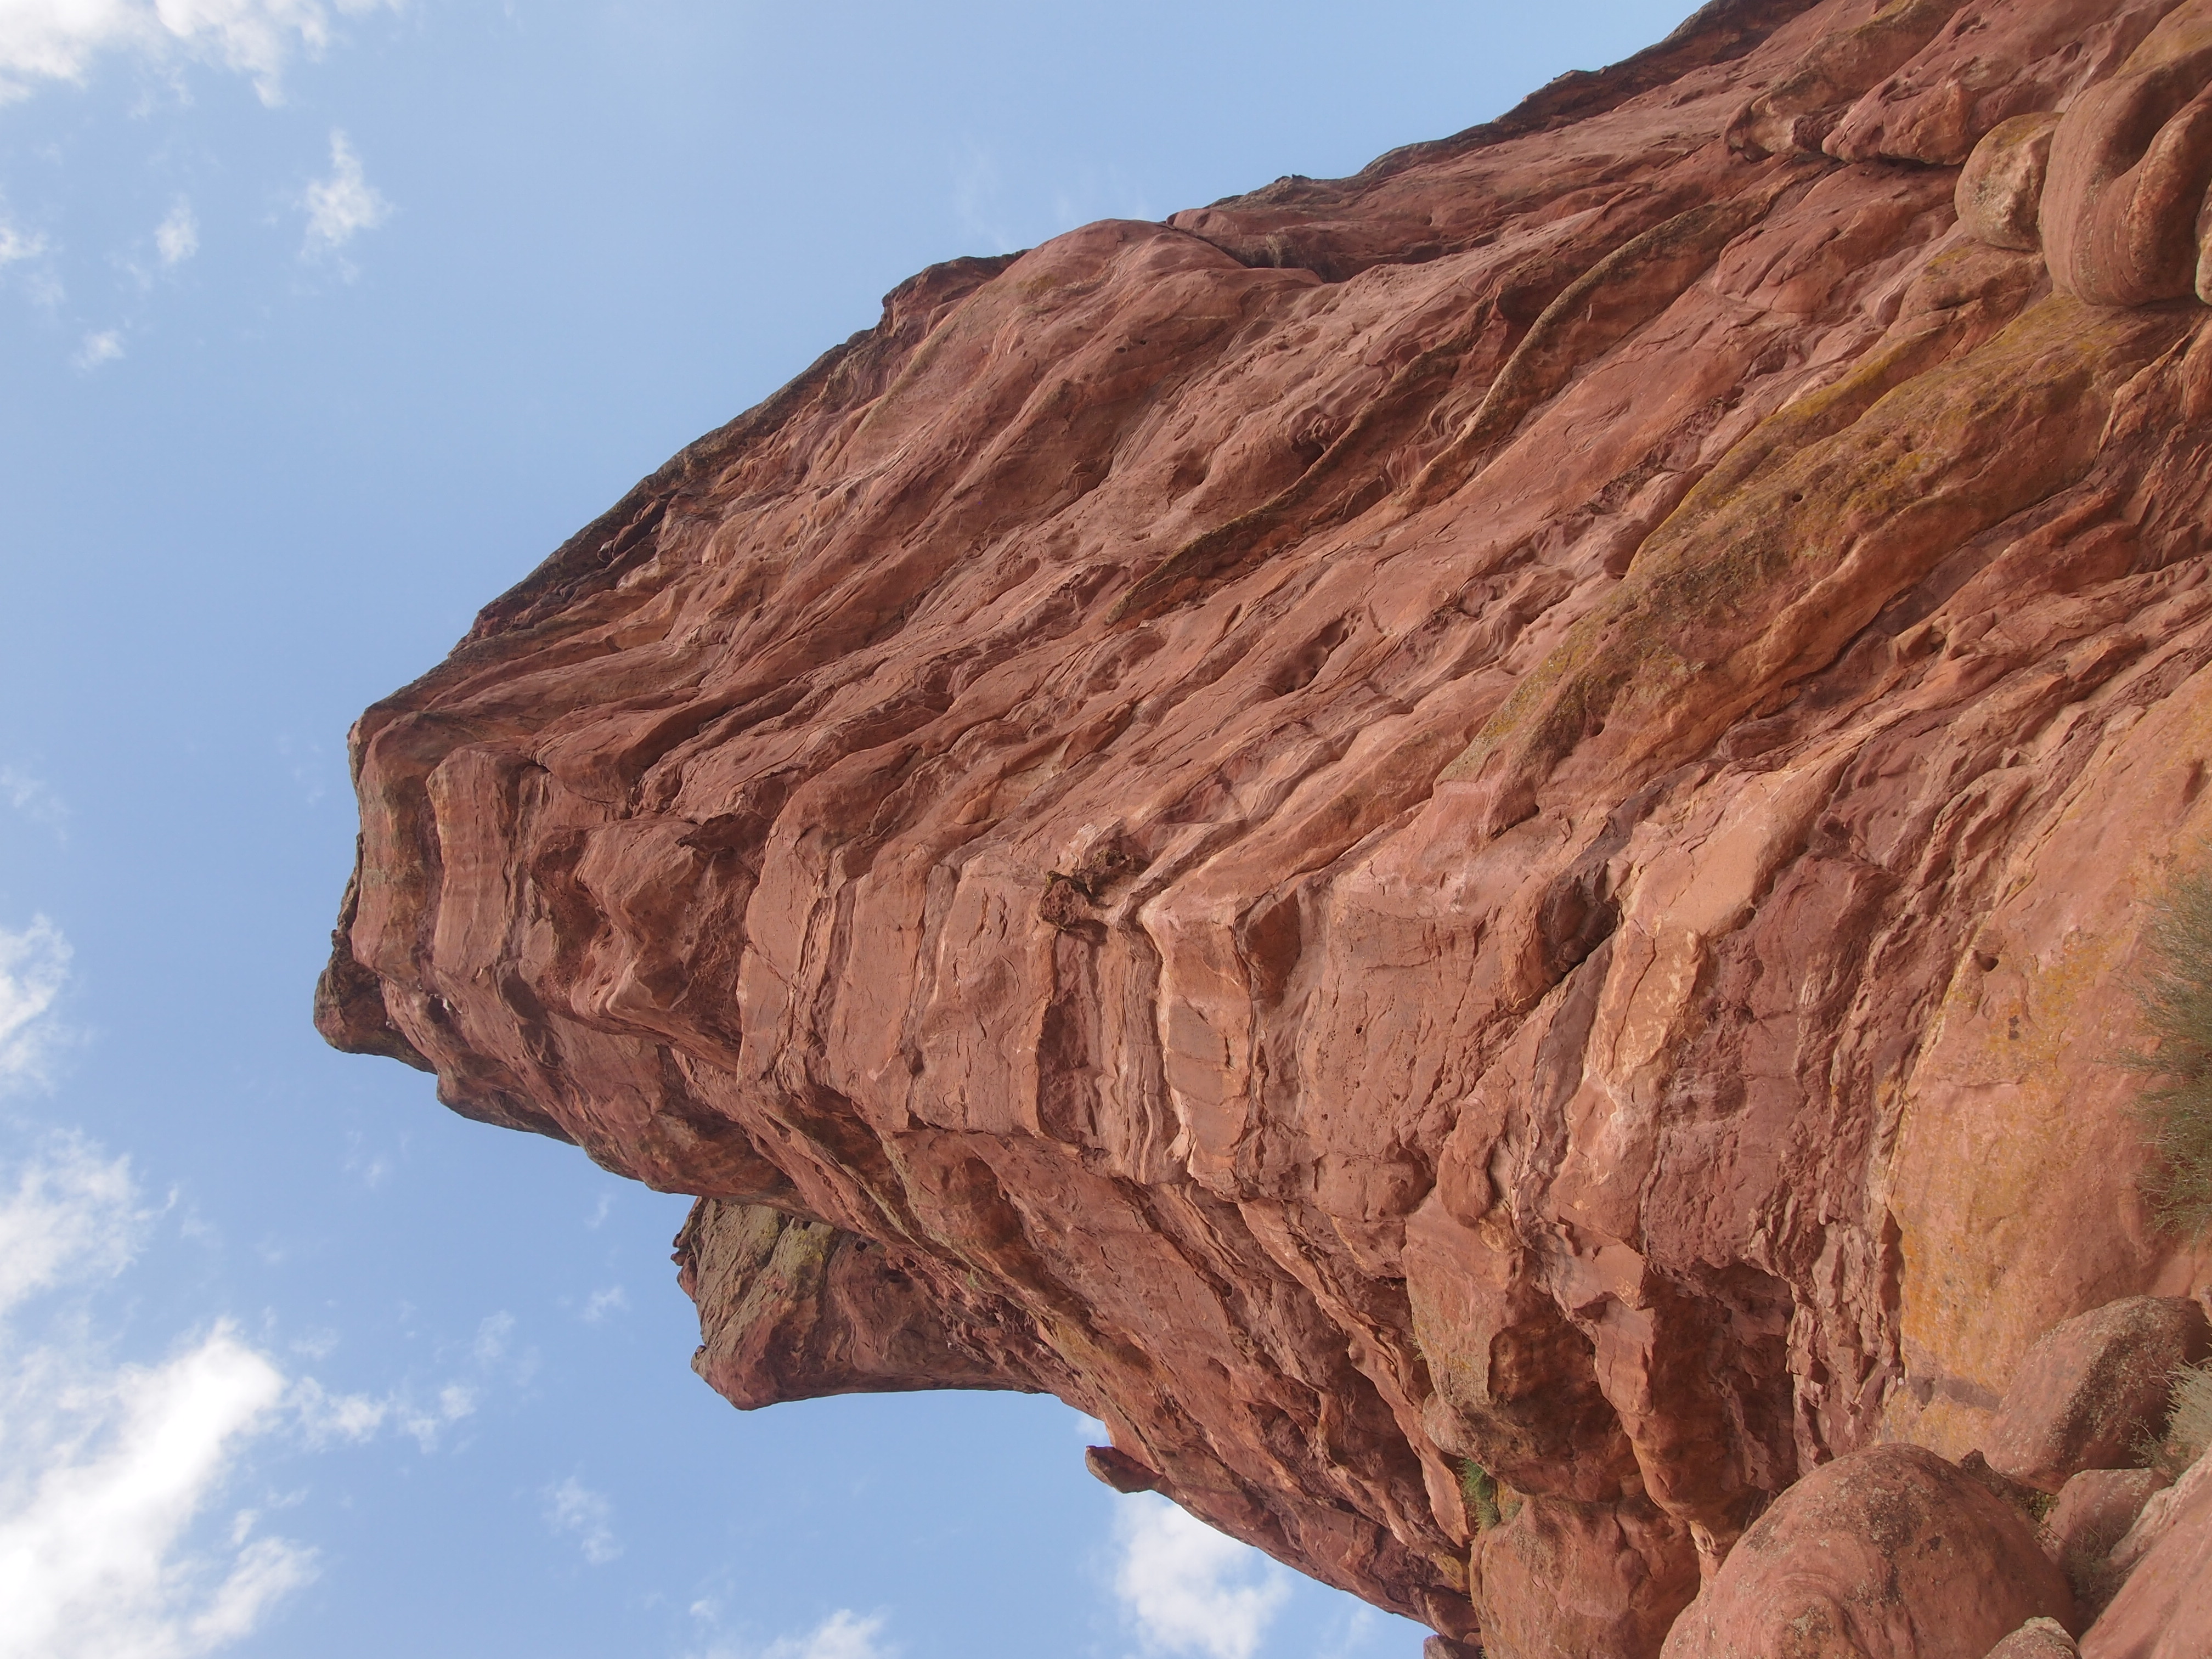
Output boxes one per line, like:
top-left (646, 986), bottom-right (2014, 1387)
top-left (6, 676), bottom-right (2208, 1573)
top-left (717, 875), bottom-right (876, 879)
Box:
top-left (322, 1), bottom-right (2212, 1651)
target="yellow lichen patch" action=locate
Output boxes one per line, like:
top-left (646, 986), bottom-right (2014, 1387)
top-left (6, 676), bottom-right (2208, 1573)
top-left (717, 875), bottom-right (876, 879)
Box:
top-left (1886, 668), bottom-right (2212, 1453)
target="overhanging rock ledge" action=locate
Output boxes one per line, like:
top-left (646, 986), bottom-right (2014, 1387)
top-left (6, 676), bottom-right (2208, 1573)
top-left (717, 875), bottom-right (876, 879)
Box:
top-left (322, 1), bottom-right (2212, 1651)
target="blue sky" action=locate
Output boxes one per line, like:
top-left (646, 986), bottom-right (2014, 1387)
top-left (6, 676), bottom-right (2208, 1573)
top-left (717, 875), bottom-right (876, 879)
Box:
top-left (0, 3), bottom-right (1692, 1656)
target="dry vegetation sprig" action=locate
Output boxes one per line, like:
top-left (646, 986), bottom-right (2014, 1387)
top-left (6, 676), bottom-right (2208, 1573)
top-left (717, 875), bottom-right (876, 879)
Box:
top-left (2166, 1360), bottom-right (2212, 1472)
top-left (2125, 865), bottom-right (2212, 1234)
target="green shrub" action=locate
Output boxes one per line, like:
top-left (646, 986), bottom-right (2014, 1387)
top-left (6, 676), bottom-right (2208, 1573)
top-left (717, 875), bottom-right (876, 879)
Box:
top-left (1458, 1461), bottom-right (1503, 1532)
top-left (2127, 865), bottom-right (2212, 1234)
top-left (1457, 1461), bottom-right (1522, 1533)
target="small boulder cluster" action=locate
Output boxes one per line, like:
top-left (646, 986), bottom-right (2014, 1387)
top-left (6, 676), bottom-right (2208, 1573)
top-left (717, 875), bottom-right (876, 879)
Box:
top-left (1655, 1293), bottom-right (2211, 1659)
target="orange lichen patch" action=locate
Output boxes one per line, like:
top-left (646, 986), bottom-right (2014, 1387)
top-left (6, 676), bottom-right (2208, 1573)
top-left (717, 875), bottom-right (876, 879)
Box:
top-left (1889, 670), bottom-right (2212, 1458)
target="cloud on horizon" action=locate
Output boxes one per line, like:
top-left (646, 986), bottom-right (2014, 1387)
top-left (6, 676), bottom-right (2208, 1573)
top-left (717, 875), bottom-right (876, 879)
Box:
top-left (1114, 1496), bottom-right (1291, 1659)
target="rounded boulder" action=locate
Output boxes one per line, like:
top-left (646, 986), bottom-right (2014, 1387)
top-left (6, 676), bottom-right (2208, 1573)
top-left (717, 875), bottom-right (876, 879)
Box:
top-left (1660, 1444), bottom-right (2073, 1659)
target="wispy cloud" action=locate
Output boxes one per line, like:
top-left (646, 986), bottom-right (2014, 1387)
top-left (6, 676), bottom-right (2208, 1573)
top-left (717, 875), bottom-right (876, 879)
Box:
top-left (0, 1141), bottom-right (314, 1659)
top-left (291, 1371), bottom-right (476, 1453)
top-left (74, 329), bottom-right (123, 369)
top-left (471, 1310), bottom-right (513, 1368)
top-left (0, 768), bottom-right (69, 838)
top-left (289, 1307), bottom-right (515, 1454)
top-left (0, 217), bottom-right (45, 267)
top-left (301, 131), bottom-right (389, 261)
top-left (0, 919), bottom-right (71, 1093)
top-left (155, 200), bottom-right (198, 267)
top-left (0, 1135), bottom-right (138, 1315)
top-left (948, 142), bottom-right (1151, 257)
top-left (685, 1609), bottom-right (897, 1659)
top-left (764, 1611), bottom-right (895, 1659)
top-left (578, 1285), bottom-right (627, 1324)
top-left (0, 0), bottom-right (398, 106)
top-left (544, 1477), bottom-right (620, 1566)
top-left (950, 142), bottom-right (1019, 255)
top-left (1114, 1496), bottom-right (1291, 1659)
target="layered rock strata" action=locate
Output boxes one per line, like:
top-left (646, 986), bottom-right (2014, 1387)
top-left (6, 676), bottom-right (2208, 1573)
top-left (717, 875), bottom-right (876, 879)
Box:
top-left (324, 0), bottom-right (2212, 1651)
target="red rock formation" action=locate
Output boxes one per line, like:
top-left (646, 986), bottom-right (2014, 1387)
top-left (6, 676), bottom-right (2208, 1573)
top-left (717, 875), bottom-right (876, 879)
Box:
top-left (2084, 1453), bottom-right (2212, 1657)
top-left (2045, 1467), bottom-right (2170, 1620)
top-left (1981, 1296), bottom-right (2210, 1492)
top-left (1656, 1443), bottom-right (2072, 1658)
top-left (1991, 1620), bottom-right (2084, 1659)
top-left (321, 0), bottom-right (2212, 1651)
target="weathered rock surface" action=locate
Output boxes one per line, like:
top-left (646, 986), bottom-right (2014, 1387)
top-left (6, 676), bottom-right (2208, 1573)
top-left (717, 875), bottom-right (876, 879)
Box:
top-left (323, 0), bottom-right (2212, 1650)
top-left (2083, 1453), bottom-right (2212, 1658)
top-left (1989, 1619), bottom-right (2081, 1659)
top-left (1656, 1444), bottom-right (2072, 1659)
top-left (2042, 1466), bottom-right (2169, 1601)
top-left (1982, 1296), bottom-right (2211, 1491)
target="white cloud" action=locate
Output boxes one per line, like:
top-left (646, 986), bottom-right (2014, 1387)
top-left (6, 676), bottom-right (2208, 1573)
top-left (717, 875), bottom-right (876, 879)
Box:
top-left (289, 1379), bottom-right (388, 1444)
top-left (296, 1305), bottom-right (520, 1452)
top-left (341, 1129), bottom-right (391, 1189)
top-left (0, 1137), bottom-right (138, 1315)
top-left (155, 200), bottom-right (197, 266)
top-left (470, 1310), bottom-right (512, 1367)
top-left (543, 1477), bottom-right (620, 1566)
top-left (764, 1611), bottom-right (894, 1659)
top-left (950, 141), bottom-right (1018, 255)
top-left (683, 1608), bottom-right (896, 1659)
top-left (0, 919), bottom-right (71, 1093)
top-left (300, 130), bottom-right (388, 258)
top-left (0, 0), bottom-right (397, 106)
top-left (75, 329), bottom-right (124, 368)
top-left (0, 1144), bottom-right (314, 1659)
top-left (0, 768), bottom-right (69, 837)
top-left (0, 219), bottom-right (45, 266)
top-left (1114, 1496), bottom-right (1291, 1659)
top-left (291, 1367), bottom-right (476, 1453)
top-left (399, 1382), bottom-right (475, 1450)
top-left (579, 1285), bottom-right (626, 1323)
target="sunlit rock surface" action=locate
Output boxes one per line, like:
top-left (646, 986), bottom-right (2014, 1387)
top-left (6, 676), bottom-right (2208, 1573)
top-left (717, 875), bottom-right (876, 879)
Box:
top-left (323, 0), bottom-right (2212, 1651)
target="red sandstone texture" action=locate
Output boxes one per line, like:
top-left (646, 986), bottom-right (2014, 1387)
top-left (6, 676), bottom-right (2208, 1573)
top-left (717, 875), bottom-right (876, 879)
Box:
top-left (1658, 1443), bottom-right (2073, 1658)
top-left (322, 0), bottom-right (2212, 1652)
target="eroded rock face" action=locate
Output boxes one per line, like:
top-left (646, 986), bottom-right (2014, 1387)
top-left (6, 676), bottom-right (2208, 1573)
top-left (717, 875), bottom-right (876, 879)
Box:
top-left (324, 0), bottom-right (2212, 1648)
top-left (2083, 1453), bottom-right (2212, 1658)
top-left (2042, 1466), bottom-right (2169, 1610)
top-left (1990, 1620), bottom-right (2082, 1659)
top-left (1981, 1295), bottom-right (2210, 1492)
